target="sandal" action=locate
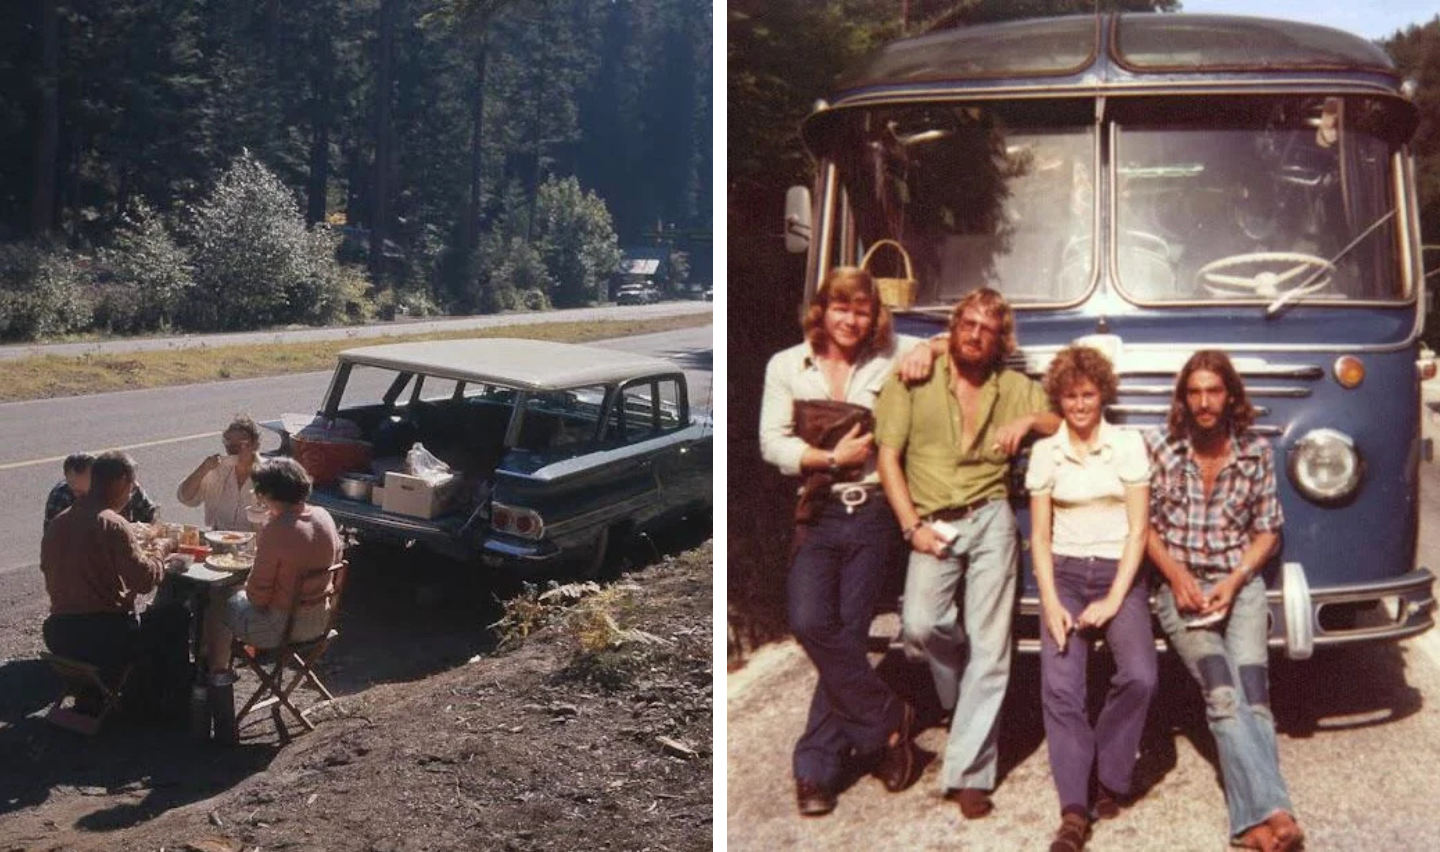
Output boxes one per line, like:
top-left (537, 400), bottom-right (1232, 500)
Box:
top-left (1266, 812), bottom-right (1305, 852)
top-left (1236, 824), bottom-right (1276, 851)
top-left (1049, 812), bottom-right (1091, 852)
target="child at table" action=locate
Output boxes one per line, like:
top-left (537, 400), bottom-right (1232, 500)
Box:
top-left (45, 452), bottom-right (160, 532)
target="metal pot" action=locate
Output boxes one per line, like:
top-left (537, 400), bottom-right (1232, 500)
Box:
top-left (338, 473), bottom-right (377, 501)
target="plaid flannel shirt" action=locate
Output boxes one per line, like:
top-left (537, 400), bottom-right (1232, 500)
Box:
top-left (44, 481), bottom-right (159, 532)
top-left (1145, 429), bottom-right (1284, 580)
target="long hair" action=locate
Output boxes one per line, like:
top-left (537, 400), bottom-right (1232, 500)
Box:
top-left (1167, 349), bottom-right (1256, 438)
top-left (949, 287), bottom-right (1017, 372)
top-left (802, 266), bottom-right (893, 358)
top-left (1043, 345), bottom-right (1118, 411)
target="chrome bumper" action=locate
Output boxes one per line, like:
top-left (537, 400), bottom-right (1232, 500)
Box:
top-left (1014, 566), bottom-right (1436, 656)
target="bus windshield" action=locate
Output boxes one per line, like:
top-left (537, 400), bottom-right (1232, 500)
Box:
top-left (829, 101), bottom-right (1096, 307)
top-left (1112, 95), bottom-right (1407, 305)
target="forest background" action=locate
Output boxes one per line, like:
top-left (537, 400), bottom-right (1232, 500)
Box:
top-left (727, 0), bottom-right (1440, 649)
top-left (0, 0), bottom-right (712, 340)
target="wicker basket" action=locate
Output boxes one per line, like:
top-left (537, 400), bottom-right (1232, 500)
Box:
top-left (860, 239), bottom-right (917, 308)
top-left (291, 435), bottom-right (374, 487)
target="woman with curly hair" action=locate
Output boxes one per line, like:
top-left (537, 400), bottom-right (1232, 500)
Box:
top-left (1024, 345), bottom-right (1156, 852)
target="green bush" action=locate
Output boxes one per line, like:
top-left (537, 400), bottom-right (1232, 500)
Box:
top-left (533, 176), bottom-right (622, 307)
top-left (0, 241), bottom-right (94, 342)
top-left (182, 151), bottom-right (351, 331)
top-left (95, 200), bottom-right (193, 334)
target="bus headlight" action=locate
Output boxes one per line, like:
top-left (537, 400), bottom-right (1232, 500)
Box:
top-left (1288, 428), bottom-right (1362, 503)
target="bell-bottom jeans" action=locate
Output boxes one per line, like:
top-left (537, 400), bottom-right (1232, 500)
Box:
top-left (788, 495), bottom-right (906, 789)
top-left (1155, 574), bottom-right (1294, 839)
top-left (1039, 554), bottom-right (1158, 816)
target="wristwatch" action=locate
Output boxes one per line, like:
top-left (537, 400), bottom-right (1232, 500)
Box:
top-left (827, 453), bottom-right (840, 475)
top-left (902, 520), bottom-right (924, 542)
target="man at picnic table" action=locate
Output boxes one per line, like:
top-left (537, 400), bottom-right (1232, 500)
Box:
top-left (40, 451), bottom-right (189, 710)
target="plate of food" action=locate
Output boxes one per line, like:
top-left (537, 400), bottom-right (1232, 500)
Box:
top-left (204, 530), bottom-right (255, 549)
top-left (205, 552), bottom-right (255, 572)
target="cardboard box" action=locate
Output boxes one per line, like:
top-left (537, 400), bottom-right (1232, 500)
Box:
top-left (382, 471), bottom-right (461, 519)
top-left (370, 485), bottom-right (385, 507)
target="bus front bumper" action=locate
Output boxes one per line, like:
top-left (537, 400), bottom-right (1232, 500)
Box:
top-left (1013, 566), bottom-right (1436, 657)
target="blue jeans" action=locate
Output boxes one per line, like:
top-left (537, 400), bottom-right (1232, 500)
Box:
top-left (1040, 555), bottom-right (1157, 816)
top-left (1155, 574), bottom-right (1293, 839)
top-left (788, 495), bottom-right (906, 788)
top-left (901, 500), bottom-right (1017, 792)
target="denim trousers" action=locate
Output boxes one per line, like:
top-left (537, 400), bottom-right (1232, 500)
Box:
top-left (788, 494), bottom-right (906, 788)
top-left (901, 500), bottom-right (1017, 792)
top-left (1040, 555), bottom-right (1158, 816)
top-left (1155, 574), bottom-right (1293, 839)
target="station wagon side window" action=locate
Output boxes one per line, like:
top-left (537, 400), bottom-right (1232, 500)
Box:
top-left (515, 385), bottom-right (606, 452)
top-left (606, 376), bottom-right (686, 445)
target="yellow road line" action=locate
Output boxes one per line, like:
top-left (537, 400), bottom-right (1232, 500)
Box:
top-left (0, 431), bottom-right (218, 472)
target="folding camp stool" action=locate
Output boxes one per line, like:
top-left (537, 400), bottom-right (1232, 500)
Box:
top-left (39, 651), bottom-right (134, 735)
top-left (231, 561), bottom-right (347, 743)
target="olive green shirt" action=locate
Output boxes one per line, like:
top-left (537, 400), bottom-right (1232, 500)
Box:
top-left (874, 359), bottom-right (1049, 517)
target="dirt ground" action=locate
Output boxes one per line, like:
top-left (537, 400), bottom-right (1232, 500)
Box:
top-left (0, 539), bottom-right (713, 852)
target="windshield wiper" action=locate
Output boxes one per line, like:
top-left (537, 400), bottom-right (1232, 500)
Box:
top-left (1266, 209), bottom-right (1397, 317)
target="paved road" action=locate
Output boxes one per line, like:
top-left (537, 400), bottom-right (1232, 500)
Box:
top-left (0, 301), bottom-right (711, 361)
top-left (727, 390), bottom-right (1440, 850)
top-left (0, 325), bottom-right (711, 578)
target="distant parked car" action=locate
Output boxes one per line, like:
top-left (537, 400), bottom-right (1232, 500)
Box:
top-left (616, 284), bottom-right (659, 305)
top-left (268, 339), bottom-right (712, 579)
top-left (702, 287), bottom-right (713, 302)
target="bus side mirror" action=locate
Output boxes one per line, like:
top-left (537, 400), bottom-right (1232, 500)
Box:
top-left (784, 186), bottom-right (812, 254)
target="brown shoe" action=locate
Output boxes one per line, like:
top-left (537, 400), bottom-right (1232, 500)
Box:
top-left (795, 780), bottom-right (836, 817)
top-left (1049, 812), bottom-right (1091, 852)
top-left (944, 787), bottom-right (994, 819)
top-left (874, 703), bottom-right (917, 792)
top-left (1093, 786), bottom-right (1123, 820)
top-left (1265, 811), bottom-right (1305, 852)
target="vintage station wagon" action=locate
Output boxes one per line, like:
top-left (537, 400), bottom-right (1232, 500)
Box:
top-left (271, 338), bottom-right (712, 577)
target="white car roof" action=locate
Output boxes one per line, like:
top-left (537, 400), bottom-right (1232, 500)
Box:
top-left (337, 338), bottom-right (677, 391)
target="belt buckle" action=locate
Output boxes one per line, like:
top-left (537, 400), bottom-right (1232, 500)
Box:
top-left (838, 485), bottom-right (869, 515)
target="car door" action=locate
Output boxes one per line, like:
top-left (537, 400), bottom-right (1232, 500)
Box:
top-left (612, 374), bottom-right (709, 526)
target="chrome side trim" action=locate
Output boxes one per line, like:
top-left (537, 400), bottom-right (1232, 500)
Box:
top-left (1119, 383), bottom-right (1311, 397)
top-left (1109, 403), bottom-right (1271, 417)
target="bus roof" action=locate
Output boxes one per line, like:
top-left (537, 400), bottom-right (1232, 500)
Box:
top-left (836, 13), bottom-right (1398, 93)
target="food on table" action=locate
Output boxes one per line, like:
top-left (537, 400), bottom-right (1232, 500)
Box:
top-left (206, 552), bottom-right (255, 572)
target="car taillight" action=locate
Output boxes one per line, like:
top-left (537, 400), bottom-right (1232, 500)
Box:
top-left (491, 502), bottom-right (544, 541)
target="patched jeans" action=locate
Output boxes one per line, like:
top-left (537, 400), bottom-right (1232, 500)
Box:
top-left (901, 500), bottom-right (1017, 792)
top-left (788, 495), bottom-right (906, 789)
top-left (1155, 574), bottom-right (1294, 839)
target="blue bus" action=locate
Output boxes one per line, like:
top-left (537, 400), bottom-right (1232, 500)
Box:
top-left (785, 13), bottom-right (1436, 657)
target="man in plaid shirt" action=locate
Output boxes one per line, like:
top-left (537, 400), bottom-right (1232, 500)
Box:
top-left (1145, 350), bottom-right (1303, 852)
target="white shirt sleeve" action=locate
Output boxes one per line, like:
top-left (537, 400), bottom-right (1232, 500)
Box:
top-left (758, 349), bottom-right (808, 477)
top-left (1117, 429), bottom-right (1152, 485)
top-left (175, 466), bottom-right (219, 508)
top-left (1025, 436), bottom-right (1058, 494)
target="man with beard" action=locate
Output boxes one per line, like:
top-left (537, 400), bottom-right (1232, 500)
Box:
top-left (1146, 350), bottom-right (1303, 852)
top-left (875, 288), bottom-right (1058, 819)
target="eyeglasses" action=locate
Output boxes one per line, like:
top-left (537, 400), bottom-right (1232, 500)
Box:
top-left (956, 318), bottom-right (1001, 339)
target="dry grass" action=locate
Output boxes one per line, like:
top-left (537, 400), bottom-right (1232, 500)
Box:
top-left (0, 314), bottom-right (711, 403)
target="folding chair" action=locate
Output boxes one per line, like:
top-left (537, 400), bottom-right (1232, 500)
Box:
top-left (40, 651), bottom-right (135, 735)
top-left (231, 560), bottom-right (348, 743)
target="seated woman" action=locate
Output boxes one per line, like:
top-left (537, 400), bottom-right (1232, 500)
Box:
top-left (203, 457), bottom-right (344, 684)
top-left (1025, 345), bottom-right (1156, 852)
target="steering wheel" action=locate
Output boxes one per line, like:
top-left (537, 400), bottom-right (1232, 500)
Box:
top-left (1196, 251), bottom-right (1335, 299)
